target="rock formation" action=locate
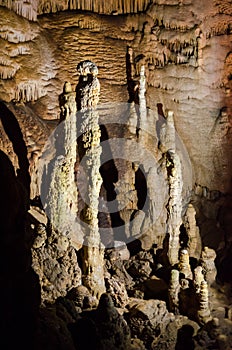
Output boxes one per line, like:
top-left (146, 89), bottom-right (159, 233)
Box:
top-left (76, 60), bottom-right (105, 298)
top-left (40, 80), bottom-right (79, 247)
top-left (178, 249), bottom-right (192, 279)
top-left (159, 110), bottom-right (184, 266)
top-left (183, 203), bottom-right (202, 260)
top-left (168, 269), bottom-right (180, 314)
top-left (0, 1), bottom-right (232, 349)
top-left (0, 0), bottom-right (152, 19)
top-left (197, 280), bottom-right (212, 325)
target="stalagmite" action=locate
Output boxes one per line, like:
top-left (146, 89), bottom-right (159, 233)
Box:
top-left (197, 280), bottom-right (212, 324)
top-left (178, 249), bottom-right (192, 279)
top-left (45, 81), bottom-right (78, 244)
top-left (200, 247), bottom-right (217, 287)
top-left (168, 269), bottom-right (180, 314)
top-left (194, 266), bottom-right (205, 294)
top-left (160, 110), bottom-right (183, 266)
top-left (138, 65), bottom-right (147, 136)
top-left (128, 102), bottom-right (138, 134)
top-left (166, 150), bottom-right (183, 265)
top-left (115, 164), bottom-right (138, 239)
top-left (159, 110), bottom-right (176, 153)
top-left (76, 60), bottom-right (105, 299)
top-left (184, 203), bottom-right (202, 260)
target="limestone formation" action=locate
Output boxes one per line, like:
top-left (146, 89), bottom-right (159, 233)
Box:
top-left (138, 65), bottom-right (147, 134)
top-left (183, 204), bottom-right (202, 260)
top-left (157, 109), bottom-right (184, 265)
top-left (0, 0), bottom-right (152, 20)
top-left (200, 247), bottom-right (217, 287)
top-left (43, 81), bottom-right (78, 247)
top-left (59, 81), bottom-right (76, 122)
top-left (197, 280), bottom-right (212, 324)
top-left (166, 150), bottom-right (183, 265)
top-left (76, 60), bottom-right (105, 298)
top-left (114, 163), bottom-right (138, 239)
top-left (159, 110), bottom-right (176, 154)
top-left (194, 266), bottom-right (205, 294)
top-left (178, 249), bottom-right (192, 279)
top-left (168, 269), bottom-right (180, 314)
top-left (0, 2), bottom-right (232, 349)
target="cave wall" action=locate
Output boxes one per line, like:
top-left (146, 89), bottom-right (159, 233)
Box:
top-left (0, 0), bottom-right (231, 255)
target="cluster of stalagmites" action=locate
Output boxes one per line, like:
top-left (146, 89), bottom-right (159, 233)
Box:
top-left (29, 58), bottom-right (232, 349)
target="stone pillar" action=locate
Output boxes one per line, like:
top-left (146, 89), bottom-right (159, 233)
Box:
top-left (159, 110), bottom-right (183, 266)
top-left (184, 204), bottom-right (202, 260)
top-left (168, 269), bottom-right (180, 314)
top-left (138, 65), bottom-right (147, 136)
top-left (197, 280), bottom-right (212, 324)
top-left (178, 249), bottom-right (192, 279)
top-left (76, 60), bottom-right (105, 299)
top-left (46, 81), bottom-right (78, 241)
top-left (194, 266), bottom-right (205, 294)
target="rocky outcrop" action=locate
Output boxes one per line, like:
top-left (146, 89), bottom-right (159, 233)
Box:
top-left (125, 298), bottom-right (175, 348)
top-left (32, 224), bottom-right (81, 303)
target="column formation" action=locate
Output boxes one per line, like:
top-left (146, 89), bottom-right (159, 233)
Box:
top-left (46, 81), bottom-right (78, 239)
top-left (76, 60), bottom-right (105, 298)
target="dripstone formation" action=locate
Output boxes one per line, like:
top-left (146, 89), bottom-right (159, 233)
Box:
top-left (0, 1), bottom-right (232, 349)
top-left (76, 60), bottom-right (105, 298)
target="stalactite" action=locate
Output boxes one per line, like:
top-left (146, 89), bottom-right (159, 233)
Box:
top-left (76, 60), bottom-right (105, 299)
top-left (14, 81), bottom-right (45, 102)
top-left (0, 0), bottom-right (152, 18)
top-left (0, 64), bottom-right (19, 79)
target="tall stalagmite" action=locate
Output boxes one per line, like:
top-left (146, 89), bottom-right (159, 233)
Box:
top-left (159, 111), bottom-right (183, 266)
top-left (44, 81), bottom-right (78, 241)
top-left (76, 60), bottom-right (105, 298)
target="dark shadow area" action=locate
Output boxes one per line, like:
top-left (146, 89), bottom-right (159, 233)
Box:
top-left (0, 150), bottom-right (40, 350)
top-left (0, 101), bottom-right (30, 196)
top-left (175, 325), bottom-right (195, 350)
top-left (156, 103), bottom-right (165, 147)
top-left (99, 124), bottom-right (126, 241)
top-left (179, 224), bottom-right (188, 248)
top-left (135, 165), bottom-right (147, 210)
top-left (69, 318), bottom-right (99, 350)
